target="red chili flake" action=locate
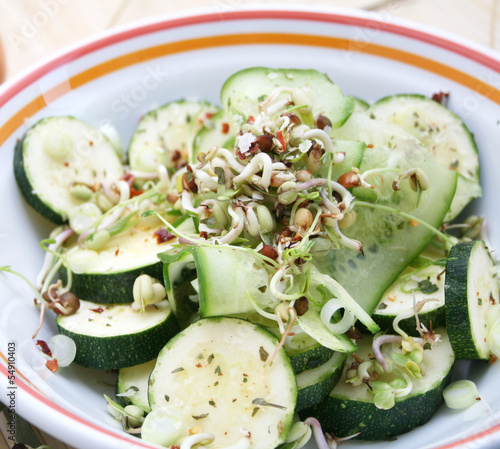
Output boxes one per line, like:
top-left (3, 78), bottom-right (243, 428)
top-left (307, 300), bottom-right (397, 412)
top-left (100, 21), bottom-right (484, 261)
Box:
top-left (46, 359), bottom-right (59, 373)
top-left (195, 363), bottom-right (202, 368)
top-left (205, 112), bottom-right (215, 120)
top-left (130, 187), bottom-right (144, 198)
top-left (221, 123), bottom-right (230, 134)
top-left (171, 446), bottom-right (180, 449)
top-left (36, 340), bottom-right (52, 357)
top-left (154, 228), bottom-right (176, 244)
top-left (200, 231), bottom-right (209, 240)
top-left (489, 354), bottom-right (498, 364)
top-left (90, 307), bottom-right (104, 313)
top-left (247, 116), bottom-right (255, 124)
top-left (432, 91), bottom-right (449, 106)
top-left (89, 141), bottom-right (94, 147)
top-left (121, 172), bottom-right (135, 187)
top-left (367, 144), bottom-right (374, 148)
top-left (276, 130), bottom-right (286, 152)
top-left (235, 149), bottom-right (247, 160)
top-left (64, 162), bottom-right (69, 167)
top-left (115, 249), bottom-right (120, 256)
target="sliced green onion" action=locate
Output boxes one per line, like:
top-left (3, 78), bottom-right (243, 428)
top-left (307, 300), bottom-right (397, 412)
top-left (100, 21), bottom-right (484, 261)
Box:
top-left (141, 408), bottom-right (184, 447)
top-left (320, 297), bottom-right (354, 335)
top-left (48, 335), bottom-right (76, 368)
top-left (69, 203), bottom-right (103, 235)
top-left (443, 380), bottom-right (480, 409)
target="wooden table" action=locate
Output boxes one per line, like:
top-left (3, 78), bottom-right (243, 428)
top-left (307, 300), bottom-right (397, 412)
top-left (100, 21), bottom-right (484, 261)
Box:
top-left (0, 0), bottom-right (498, 447)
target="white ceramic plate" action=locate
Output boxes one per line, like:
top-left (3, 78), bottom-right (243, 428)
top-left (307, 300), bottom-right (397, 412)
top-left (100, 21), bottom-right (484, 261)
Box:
top-left (1, 6), bottom-right (500, 449)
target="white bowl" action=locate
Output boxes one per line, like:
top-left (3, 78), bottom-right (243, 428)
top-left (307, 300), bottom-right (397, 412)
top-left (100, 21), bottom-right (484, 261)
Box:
top-left (1, 5), bottom-right (500, 449)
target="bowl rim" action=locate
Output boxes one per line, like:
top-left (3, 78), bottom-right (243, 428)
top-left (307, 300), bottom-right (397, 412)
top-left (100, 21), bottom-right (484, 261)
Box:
top-left (1, 5), bottom-right (500, 449)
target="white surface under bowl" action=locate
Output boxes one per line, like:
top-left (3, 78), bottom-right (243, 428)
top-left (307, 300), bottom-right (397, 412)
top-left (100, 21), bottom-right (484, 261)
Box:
top-left (0, 5), bottom-right (500, 449)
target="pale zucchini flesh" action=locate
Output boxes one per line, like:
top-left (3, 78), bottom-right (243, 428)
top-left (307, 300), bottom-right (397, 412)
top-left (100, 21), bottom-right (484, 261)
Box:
top-left (148, 317), bottom-right (296, 449)
top-left (303, 330), bottom-right (454, 440)
top-left (14, 116), bottom-right (124, 223)
top-left (367, 94), bottom-right (481, 220)
top-left (128, 100), bottom-right (219, 172)
top-left (316, 115), bottom-right (457, 315)
top-left (117, 359), bottom-right (156, 412)
top-left (221, 67), bottom-right (354, 131)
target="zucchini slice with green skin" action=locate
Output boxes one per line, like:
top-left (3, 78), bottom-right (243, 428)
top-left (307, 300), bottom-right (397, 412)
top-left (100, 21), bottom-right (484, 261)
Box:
top-left (192, 110), bottom-right (235, 164)
top-left (221, 67), bottom-right (354, 131)
top-left (14, 116), bottom-right (124, 224)
top-left (317, 114), bottom-right (457, 315)
top-left (116, 359), bottom-right (156, 412)
top-left (193, 246), bottom-right (278, 317)
top-left (160, 247), bottom-right (199, 329)
top-left (56, 300), bottom-right (178, 370)
top-left (148, 317), bottom-right (297, 449)
top-left (128, 100), bottom-right (219, 173)
top-left (302, 329), bottom-right (454, 440)
top-left (317, 140), bottom-right (365, 181)
top-left (284, 332), bottom-right (335, 375)
top-left (159, 245), bottom-right (279, 321)
top-left (353, 97), bottom-right (370, 112)
top-left (61, 216), bottom-right (195, 303)
top-left (371, 263), bottom-right (446, 336)
top-left (368, 94), bottom-right (481, 220)
top-left (445, 240), bottom-right (500, 360)
top-left (295, 352), bottom-right (346, 412)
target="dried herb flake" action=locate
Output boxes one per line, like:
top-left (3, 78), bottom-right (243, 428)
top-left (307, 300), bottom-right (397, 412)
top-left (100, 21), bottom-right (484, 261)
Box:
top-left (259, 346), bottom-right (269, 362)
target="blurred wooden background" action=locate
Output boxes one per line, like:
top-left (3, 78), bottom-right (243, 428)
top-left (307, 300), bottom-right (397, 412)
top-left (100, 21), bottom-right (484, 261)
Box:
top-left (0, 0), bottom-right (498, 447)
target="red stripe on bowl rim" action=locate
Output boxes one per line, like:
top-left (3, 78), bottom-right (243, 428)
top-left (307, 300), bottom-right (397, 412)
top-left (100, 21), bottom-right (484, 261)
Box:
top-left (0, 9), bottom-right (499, 108)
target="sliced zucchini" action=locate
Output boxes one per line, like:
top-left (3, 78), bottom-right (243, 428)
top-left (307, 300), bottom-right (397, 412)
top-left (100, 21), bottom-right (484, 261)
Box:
top-left (368, 94), bottom-right (481, 220)
top-left (192, 110), bottom-right (235, 164)
top-left (56, 300), bottom-right (178, 369)
top-left (148, 317), bottom-right (297, 449)
top-left (61, 216), bottom-right (195, 303)
top-left (128, 100), bottom-right (219, 173)
top-left (353, 97), bottom-right (370, 112)
top-left (295, 272), bottom-right (379, 354)
top-left (116, 359), bottom-right (155, 412)
top-left (221, 67), bottom-right (354, 131)
top-left (193, 246), bottom-right (278, 317)
top-left (316, 118), bottom-right (457, 314)
top-left (372, 263), bottom-right (446, 336)
top-left (284, 332), bottom-right (335, 375)
top-left (295, 352), bottom-right (346, 412)
top-left (317, 140), bottom-right (365, 180)
top-left (445, 240), bottom-right (500, 360)
top-left (160, 247), bottom-right (199, 329)
top-left (159, 245), bottom-right (278, 320)
top-left (302, 330), bottom-right (455, 440)
top-left (14, 116), bottom-right (124, 224)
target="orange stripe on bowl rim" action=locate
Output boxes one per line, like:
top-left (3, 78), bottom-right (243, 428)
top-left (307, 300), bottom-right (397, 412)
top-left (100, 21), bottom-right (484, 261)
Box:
top-left (1, 32), bottom-right (499, 148)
